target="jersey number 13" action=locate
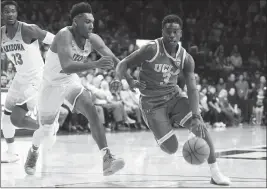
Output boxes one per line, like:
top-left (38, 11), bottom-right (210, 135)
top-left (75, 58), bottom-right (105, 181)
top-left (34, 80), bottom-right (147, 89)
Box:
top-left (11, 53), bottom-right (23, 65)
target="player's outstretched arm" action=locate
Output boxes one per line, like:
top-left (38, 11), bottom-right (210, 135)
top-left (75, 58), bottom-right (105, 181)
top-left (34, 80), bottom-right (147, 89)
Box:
top-left (114, 42), bottom-right (157, 81)
top-left (183, 53), bottom-right (200, 116)
top-left (183, 53), bottom-right (207, 137)
top-left (23, 24), bottom-right (54, 44)
top-left (57, 30), bottom-right (113, 74)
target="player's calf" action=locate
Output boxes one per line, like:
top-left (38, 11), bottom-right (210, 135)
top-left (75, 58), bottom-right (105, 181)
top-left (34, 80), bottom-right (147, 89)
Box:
top-left (10, 104), bottom-right (38, 130)
top-left (157, 131), bottom-right (178, 154)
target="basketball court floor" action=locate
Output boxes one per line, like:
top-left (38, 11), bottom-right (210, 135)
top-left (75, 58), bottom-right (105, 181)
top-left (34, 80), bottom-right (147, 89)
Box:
top-left (1, 125), bottom-right (266, 187)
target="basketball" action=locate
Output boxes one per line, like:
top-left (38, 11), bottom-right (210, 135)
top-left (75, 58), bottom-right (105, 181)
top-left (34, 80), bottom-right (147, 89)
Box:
top-left (182, 137), bottom-right (210, 165)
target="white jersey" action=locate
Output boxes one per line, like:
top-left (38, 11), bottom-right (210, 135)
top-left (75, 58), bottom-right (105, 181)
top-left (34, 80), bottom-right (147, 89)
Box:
top-left (43, 27), bottom-right (92, 85)
top-left (1, 21), bottom-right (44, 82)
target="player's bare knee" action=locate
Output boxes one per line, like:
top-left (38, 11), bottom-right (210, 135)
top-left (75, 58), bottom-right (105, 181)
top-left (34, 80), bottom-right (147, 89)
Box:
top-left (159, 134), bottom-right (178, 154)
top-left (10, 106), bottom-right (27, 127)
top-left (39, 124), bottom-right (55, 137)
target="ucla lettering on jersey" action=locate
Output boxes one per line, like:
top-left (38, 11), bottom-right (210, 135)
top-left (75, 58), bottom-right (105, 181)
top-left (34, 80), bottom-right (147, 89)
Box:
top-left (139, 37), bottom-right (187, 98)
top-left (43, 27), bottom-right (92, 85)
top-left (1, 21), bottom-right (44, 80)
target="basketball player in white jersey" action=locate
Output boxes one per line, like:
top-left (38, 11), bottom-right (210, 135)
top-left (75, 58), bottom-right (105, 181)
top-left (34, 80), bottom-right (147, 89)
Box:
top-left (0, 0), bottom-right (66, 163)
top-left (24, 2), bottom-right (125, 176)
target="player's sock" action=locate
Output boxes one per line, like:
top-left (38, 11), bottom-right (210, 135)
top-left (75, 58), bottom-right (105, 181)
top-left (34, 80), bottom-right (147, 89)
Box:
top-left (209, 162), bottom-right (231, 185)
top-left (2, 112), bottom-right (16, 153)
top-left (101, 147), bottom-right (109, 157)
top-left (1, 112), bottom-right (20, 163)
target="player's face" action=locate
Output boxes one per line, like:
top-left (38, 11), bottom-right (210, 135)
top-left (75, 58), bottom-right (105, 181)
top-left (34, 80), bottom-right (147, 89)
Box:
top-left (162, 23), bottom-right (182, 47)
top-left (2, 4), bottom-right (18, 25)
top-left (76, 13), bottom-right (94, 39)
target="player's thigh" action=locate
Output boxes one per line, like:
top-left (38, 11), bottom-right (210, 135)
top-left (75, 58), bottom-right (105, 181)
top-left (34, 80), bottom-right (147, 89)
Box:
top-left (64, 82), bottom-right (85, 112)
top-left (141, 106), bottom-right (172, 140)
top-left (169, 97), bottom-right (192, 128)
top-left (4, 79), bottom-right (25, 113)
top-left (5, 78), bottom-right (40, 112)
top-left (37, 84), bottom-right (65, 125)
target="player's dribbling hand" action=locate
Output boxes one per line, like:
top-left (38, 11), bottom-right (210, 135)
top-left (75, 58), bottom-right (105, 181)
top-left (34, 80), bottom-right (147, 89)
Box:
top-left (129, 80), bottom-right (146, 92)
top-left (96, 56), bottom-right (114, 70)
top-left (109, 79), bottom-right (122, 93)
top-left (190, 115), bottom-right (206, 138)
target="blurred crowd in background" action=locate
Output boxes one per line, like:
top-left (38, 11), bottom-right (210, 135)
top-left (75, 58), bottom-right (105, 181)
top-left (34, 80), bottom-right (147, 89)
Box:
top-left (1, 0), bottom-right (266, 133)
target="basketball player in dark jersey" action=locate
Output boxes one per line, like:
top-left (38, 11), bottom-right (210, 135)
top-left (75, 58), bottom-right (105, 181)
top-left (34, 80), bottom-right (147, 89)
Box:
top-left (110, 15), bottom-right (231, 186)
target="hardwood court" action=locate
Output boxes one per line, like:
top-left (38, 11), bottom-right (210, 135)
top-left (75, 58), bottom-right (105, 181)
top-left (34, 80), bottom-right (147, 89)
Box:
top-left (1, 126), bottom-right (266, 187)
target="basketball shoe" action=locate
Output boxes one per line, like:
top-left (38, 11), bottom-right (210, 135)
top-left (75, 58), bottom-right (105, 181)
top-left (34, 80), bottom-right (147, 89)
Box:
top-left (103, 149), bottom-right (125, 176)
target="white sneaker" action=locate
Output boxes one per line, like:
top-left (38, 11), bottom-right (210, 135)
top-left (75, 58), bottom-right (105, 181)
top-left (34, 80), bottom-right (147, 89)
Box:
top-left (211, 169), bottom-right (231, 185)
top-left (1, 151), bottom-right (20, 163)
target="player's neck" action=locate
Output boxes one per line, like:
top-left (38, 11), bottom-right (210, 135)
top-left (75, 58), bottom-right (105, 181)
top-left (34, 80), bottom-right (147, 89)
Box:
top-left (162, 39), bottom-right (179, 56)
top-left (71, 26), bottom-right (86, 49)
top-left (6, 21), bottom-right (19, 34)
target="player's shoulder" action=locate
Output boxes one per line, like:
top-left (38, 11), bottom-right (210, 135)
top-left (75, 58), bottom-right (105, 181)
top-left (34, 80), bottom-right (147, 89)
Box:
top-left (21, 22), bottom-right (38, 31)
top-left (139, 40), bottom-right (158, 56)
top-left (53, 27), bottom-right (73, 47)
top-left (89, 33), bottom-right (100, 40)
top-left (1, 25), bottom-right (5, 33)
top-left (56, 27), bottom-right (72, 40)
top-left (89, 33), bottom-right (103, 44)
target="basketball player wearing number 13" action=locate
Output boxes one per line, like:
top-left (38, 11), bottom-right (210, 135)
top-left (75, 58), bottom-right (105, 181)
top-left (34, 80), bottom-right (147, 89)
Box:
top-left (110, 15), bottom-right (231, 185)
top-left (1, 0), bottom-right (60, 163)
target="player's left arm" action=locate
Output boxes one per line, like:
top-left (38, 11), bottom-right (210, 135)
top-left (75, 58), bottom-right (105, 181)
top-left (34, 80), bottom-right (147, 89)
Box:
top-left (24, 24), bottom-right (55, 44)
top-left (183, 53), bottom-right (201, 117)
top-left (90, 33), bottom-right (134, 83)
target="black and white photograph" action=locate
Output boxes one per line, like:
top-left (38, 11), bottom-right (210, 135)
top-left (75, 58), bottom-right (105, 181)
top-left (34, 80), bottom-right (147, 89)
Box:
top-left (0, 0), bottom-right (266, 187)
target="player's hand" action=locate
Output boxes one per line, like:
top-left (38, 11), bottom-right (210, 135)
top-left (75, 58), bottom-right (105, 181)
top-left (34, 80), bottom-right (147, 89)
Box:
top-left (109, 79), bottom-right (122, 93)
top-left (129, 80), bottom-right (146, 92)
top-left (190, 115), bottom-right (206, 138)
top-left (96, 56), bottom-right (114, 70)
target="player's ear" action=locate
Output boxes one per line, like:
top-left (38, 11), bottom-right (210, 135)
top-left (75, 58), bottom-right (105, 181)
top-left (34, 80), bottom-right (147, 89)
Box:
top-left (73, 18), bottom-right (77, 27)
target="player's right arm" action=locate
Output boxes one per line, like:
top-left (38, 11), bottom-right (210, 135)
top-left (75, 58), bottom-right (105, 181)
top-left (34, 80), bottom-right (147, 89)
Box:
top-left (56, 30), bottom-right (113, 74)
top-left (114, 42), bottom-right (157, 81)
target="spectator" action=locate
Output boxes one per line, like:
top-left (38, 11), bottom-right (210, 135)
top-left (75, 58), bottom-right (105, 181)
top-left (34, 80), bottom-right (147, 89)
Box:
top-left (226, 73), bottom-right (236, 91)
top-left (248, 50), bottom-right (261, 69)
top-left (230, 45), bottom-right (243, 68)
top-left (216, 77), bottom-right (226, 94)
top-left (120, 79), bottom-right (142, 129)
top-left (205, 50), bottom-right (215, 69)
top-left (214, 51), bottom-right (226, 71)
top-left (253, 10), bottom-right (266, 28)
top-left (218, 89), bottom-right (237, 127)
top-left (206, 86), bottom-right (222, 127)
top-left (258, 76), bottom-right (267, 91)
top-left (210, 18), bottom-right (224, 47)
top-left (1, 75), bottom-right (8, 88)
top-left (228, 87), bottom-right (241, 120)
top-left (252, 70), bottom-right (261, 86)
top-left (235, 74), bottom-right (249, 123)
top-left (199, 87), bottom-right (209, 121)
top-left (214, 44), bottom-right (224, 57)
top-left (3, 63), bottom-right (16, 82)
top-left (254, 89), bottom-right (265, 125)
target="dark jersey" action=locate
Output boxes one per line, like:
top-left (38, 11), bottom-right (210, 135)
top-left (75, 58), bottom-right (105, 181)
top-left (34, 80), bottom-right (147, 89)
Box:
top-left (139, 38), bottom-right (187, 102)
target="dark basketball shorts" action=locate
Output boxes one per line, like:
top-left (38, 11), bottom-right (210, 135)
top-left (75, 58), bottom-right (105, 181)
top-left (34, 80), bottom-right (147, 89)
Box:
top-left (140, 92), bottom-right (192, 141)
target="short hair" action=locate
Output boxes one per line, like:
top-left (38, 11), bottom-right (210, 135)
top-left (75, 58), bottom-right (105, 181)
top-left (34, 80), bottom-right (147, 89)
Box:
top-left (1, 0), bottom-right (18, 11)
top-left (70, 2), bottom-right (92, 20)
top-left (162, 14), bottom-right (183, 29)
